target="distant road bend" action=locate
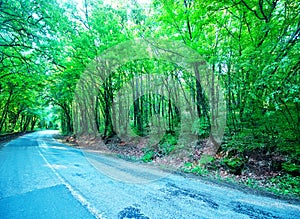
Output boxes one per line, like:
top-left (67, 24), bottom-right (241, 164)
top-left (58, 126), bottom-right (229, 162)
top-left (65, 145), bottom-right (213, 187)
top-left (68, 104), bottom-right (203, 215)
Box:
top-left (0, 131), bottom-right (299, 218)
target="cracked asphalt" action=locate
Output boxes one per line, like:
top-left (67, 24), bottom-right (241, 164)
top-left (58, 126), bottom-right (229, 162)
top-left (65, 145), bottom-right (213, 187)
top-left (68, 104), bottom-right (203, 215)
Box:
top-left (0, 131), bottom-right (299, 218)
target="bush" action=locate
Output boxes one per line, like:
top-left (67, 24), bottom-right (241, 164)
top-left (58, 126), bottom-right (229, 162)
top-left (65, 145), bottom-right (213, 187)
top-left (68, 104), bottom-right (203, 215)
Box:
top-left (268, 174), bottom-right (300, 196)
top-left (192, 117), bottom-right (210, 138)
top-left (282, 162), bottom-right (300, 176)
top-left (158, 133), bottom-right (177, 156)
top-left (221, 156), bottom-right (245, 175)
top-left (191, 165), bottom-right (209, 175)
top-left (199, 155), bottom-right (215, 166)
top-left (142, 150), bottom-right (155, 162)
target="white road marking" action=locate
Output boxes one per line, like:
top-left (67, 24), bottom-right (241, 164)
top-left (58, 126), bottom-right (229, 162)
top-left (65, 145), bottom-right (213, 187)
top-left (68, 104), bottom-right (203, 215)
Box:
top-left (38, 141), bottom-right (105, 219)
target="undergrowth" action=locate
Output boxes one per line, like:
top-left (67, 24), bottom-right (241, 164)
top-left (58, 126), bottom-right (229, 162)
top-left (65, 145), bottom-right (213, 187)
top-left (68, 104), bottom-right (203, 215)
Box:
top-left (182, 161), bottom-right (300, 197)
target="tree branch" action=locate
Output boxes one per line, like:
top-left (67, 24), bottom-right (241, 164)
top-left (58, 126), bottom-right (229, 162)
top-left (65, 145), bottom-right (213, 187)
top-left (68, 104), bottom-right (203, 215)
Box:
top-left (240, 0), bottom-right (264, 20)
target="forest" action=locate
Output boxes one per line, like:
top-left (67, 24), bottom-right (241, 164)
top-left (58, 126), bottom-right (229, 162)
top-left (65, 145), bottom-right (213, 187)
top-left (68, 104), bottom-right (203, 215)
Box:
top-left (0, 0), bottom-right (299, 196)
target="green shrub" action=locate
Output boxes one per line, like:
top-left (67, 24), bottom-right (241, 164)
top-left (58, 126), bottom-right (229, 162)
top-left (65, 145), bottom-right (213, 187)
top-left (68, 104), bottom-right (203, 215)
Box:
top-left (221, 157), bottom-right (245, 175)
top-left (199, 155), bottom-right (215, 166)
top-left (182, 162), bottom-right (210, 176)
top-left (142, 150), bottom-right (155, 162)
top-left (268, 175), bottom-right (300, 196)
top-left (192, 117), bottom-right (210, 138)
top-left (191, 165), bottom-right (209, 175)
top-left (282, 162), bottom-right (300, 175)
top-left (160, 133), bottom-right (177, 145)
top-left (158, 133), bottom-right (177, 156)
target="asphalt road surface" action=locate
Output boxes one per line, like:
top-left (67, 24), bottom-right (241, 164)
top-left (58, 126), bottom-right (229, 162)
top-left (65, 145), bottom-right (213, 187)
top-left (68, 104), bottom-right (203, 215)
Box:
top-left (0, 131), bottom-right (299, 219)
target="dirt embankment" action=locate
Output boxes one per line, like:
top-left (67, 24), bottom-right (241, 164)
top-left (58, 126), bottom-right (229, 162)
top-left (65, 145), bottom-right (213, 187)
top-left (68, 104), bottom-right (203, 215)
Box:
top-left (56, 134), bottom-right (300, 199)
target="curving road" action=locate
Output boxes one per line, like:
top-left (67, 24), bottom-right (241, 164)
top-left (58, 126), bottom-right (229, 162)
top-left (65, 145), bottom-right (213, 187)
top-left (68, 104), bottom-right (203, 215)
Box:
top-left (0, 131), bottom-right (299, 219)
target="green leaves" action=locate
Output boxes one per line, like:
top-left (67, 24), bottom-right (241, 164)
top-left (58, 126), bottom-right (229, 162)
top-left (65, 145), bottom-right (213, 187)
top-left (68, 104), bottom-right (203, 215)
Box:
top-left (1, 0), bottom-right (299, 181)
top-left (0, 0), bottom-right (69, 133)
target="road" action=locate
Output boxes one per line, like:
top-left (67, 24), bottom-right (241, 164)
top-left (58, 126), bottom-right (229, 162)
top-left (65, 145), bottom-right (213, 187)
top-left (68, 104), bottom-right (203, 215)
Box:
top-left (0, 131), bottom-right (299, 219)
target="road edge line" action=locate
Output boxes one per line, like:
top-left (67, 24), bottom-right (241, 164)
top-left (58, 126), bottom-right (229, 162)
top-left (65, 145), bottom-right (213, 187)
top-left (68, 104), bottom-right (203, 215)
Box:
top-left (37, 140), bottom-right (105, 219)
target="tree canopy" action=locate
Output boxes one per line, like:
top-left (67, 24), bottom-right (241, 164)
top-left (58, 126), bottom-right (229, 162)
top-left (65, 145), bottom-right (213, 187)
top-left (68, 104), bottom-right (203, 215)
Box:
top-left (1, 0), bottom-right (299, 194)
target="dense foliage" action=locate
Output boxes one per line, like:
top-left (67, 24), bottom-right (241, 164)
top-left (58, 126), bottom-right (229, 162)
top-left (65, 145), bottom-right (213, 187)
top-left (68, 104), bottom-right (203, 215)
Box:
top-left (1, 0), bottom-right (299, 194)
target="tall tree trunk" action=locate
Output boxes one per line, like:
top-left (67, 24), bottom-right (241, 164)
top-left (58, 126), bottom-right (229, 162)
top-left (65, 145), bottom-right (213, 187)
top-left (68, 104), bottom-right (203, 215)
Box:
top-left (103, 79), bottom-right (115, 137)
top-left (0, 89), bottom-right (13, 132)
top-left (194, 63), bottom-right (209, 121)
